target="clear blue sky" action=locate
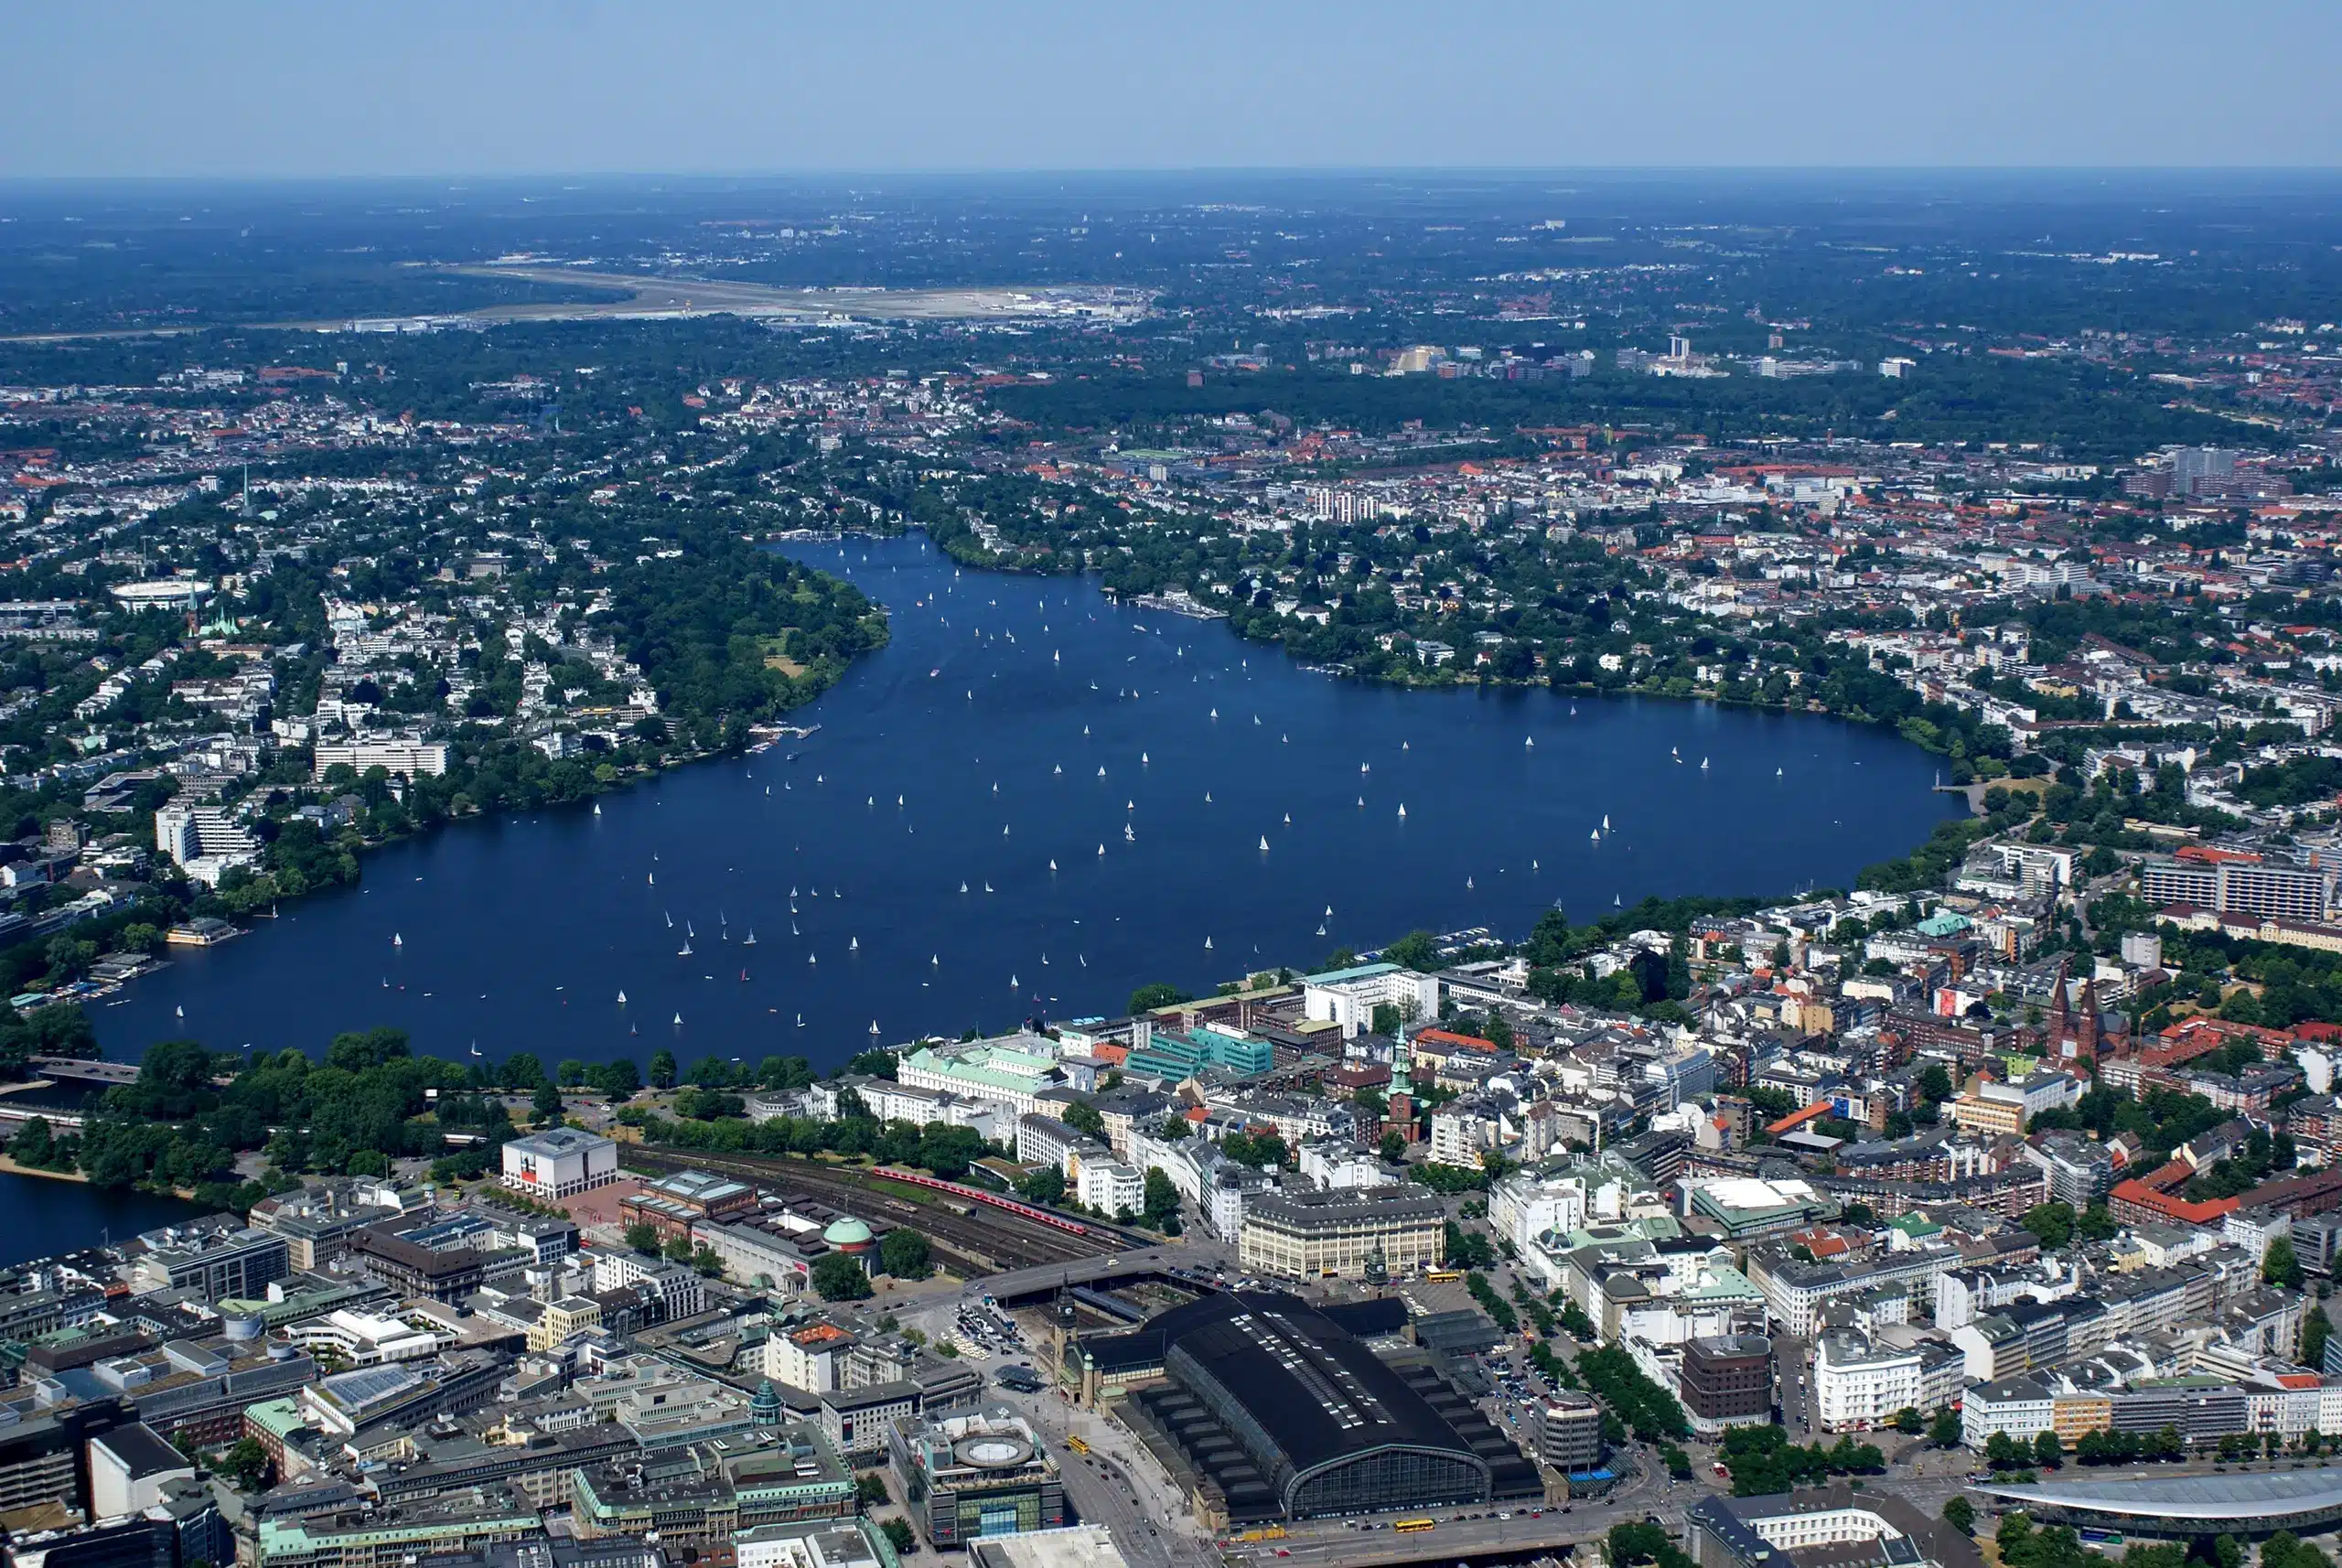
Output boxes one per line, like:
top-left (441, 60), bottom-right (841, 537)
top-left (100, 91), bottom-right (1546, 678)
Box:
top-left (9, 0), bottom-right (2338, 177)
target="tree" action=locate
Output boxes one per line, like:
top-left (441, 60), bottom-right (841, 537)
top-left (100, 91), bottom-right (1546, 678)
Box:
top-left (662, 1235), bottom-right (694, 1264)
top-left (588, 1058), bottom-right (641, 1099)
top-left (1382, 930), bottom-right (1442, 972)
top-left (1942, 1496), bottom-right (1975, 1536)
top-left (855, 1471), bottom-right (889, 1506)
top-left (1142, 1167), bottom-right (1182, 1232)
top-left (217, 1435), bottom-right (271, 1489)
top-left (1894, 1407), bottom-right (1924, 1434)
top-left (6, 1115), bottom-right (54, 1169)
top-left (1370, 1002), bottom-right (1404, 1036)
top-left (1062, 1101), bottom-right (1106, 1139)
top-left (2021, 1201), bottom-right (2076, 1251)
top-left (2306, 1303), bottom-right (2334, 1369)
top-left (1928, 1407), bottom-right (1962, 1447)
top-left (624, 1222), bottom-right (662, 1255)
top-left (1918, 1063), bottom-right (1953, 1104)
top-left (649, 1048), bottom-right (678, 1090)
top-left (1159, 1115), bottom-right (1192, 1140)
top-left (1483, 1008), bottom-right (1514, 1048)
top-left (1379, 1130), bottom-right (1407, 1163)
top-left (2033, 1430), bottom-right (2064, 1468)
top-left (1128, 982), bottom-right (1188, 1014)
top-left (881, 1228), bottom-right (933, 1280)
top-left (500, 1052), bottom-right (545, 1091)
top-left (1016, 1166), bottom-right (1065, 1204)
top-left (692, 1245), bottom-right (724, 1278)
top-left (811, 1252), bottom-right (873, 1302)
top-left (532, 1082), bottom-right (563, 1123)
top-left (878, 1520), bottom-right (915, 1556)
top-left (2266, 1236), bottom-right (2305, 1290)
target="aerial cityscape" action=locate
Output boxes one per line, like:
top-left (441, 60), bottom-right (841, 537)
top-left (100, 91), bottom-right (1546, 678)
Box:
top-left (3, 13), bottom-right (2342, 1568)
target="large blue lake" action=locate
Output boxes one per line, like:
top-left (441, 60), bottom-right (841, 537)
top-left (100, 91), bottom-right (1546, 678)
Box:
top-left (93, 535), bottom-right (1959, 1069)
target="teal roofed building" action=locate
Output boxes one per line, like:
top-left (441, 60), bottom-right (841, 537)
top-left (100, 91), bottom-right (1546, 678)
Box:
top-left (1124, 1023), bottom-right (1273, 1081)
top-left (1915, 911), bottom-right (1971, 939)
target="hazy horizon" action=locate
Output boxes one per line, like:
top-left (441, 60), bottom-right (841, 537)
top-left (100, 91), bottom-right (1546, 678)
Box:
top-left (9, 1), bottom-right (2339, 179)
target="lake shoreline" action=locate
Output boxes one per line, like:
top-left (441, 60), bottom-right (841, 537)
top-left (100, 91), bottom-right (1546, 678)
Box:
top-left (89, 533), bottom-right (1958, 1065)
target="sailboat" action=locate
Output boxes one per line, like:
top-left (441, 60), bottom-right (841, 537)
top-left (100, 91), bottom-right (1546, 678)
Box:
top-left (1205, 791), bottom-right (1212, 803)
top-left (796, 1014), bottom-right (805, 1027)
top-left (1098, 843), bottom-right (1106, 855)
top-left (1466, 875), bottom-right (1476, 889)
top-left (744, 930), bottom-right (756, 946)
top-left (1284, 812), bottom-right (1291, 824)
top-left (960, 881), bottom-right (969, 894)
top-left (983, 881), bottom-right (994, 893)
top-left (1123, 823), bottom-right (1134, 842)
top-left (1048, 859), bottom-right (1058, 872)
top-left (392, 932), bottom-right (403, 947)
top-left (673, 1013), bottom-right (682, 1026)
top-left (1603, 813), bottom-right (1611, 831)
top-left (1096, 766), bottom-right (1105, 778)
top-left (1203, 936), bottom-right (1213, 950)
top-left (1055, 764), bottom-right (1062, 775)
top-left (808, 952), bottom-right (817, 964)
top-left (1209, 708), bottom-right (1218, 719)
top-left (648, 871), bottom-right (655, 886)
top-left (1142, 752), bottom-right (1149, 764)
top-left (849, 937), bottom-right (859, 950)
top-left (1777, 766), bottom-right (1784, 777)
top-left (1259, 835), bottom-right (1271, 852)
top-left (665, 911), bottom-right (673, 928)
top-left (593, 801), bottom-right (602, 815)
top-left (1525, 736), bottom-right (1534, 748)
top-left (618, 990), bottom-right (628, 1004)
top-left (1316, 923), bottom-right (1327, 936)
top-left (175, 1004), bottom-right (185, 1020)
top-left (1397, 803), bottom-right (1407, 818)
top-left (1010, 973), bottom-right (1019, 988)
top-left (680, 940), bottom-right (693, 956)
top-left (1360, 762), bottom-right (1370, 773)
top-left (932, 954), bottom-right (940, 966)
top-left (469, 1041), bottom-right (482, 1058)
top-left (740, 969), bottom-right (749, 983)
top-left (1591, 828), bottom-right (1602, 842)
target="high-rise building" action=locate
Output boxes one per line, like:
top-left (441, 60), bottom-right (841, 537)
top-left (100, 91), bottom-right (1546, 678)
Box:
top-left (888, 1408), bottom-right (1064, 1547)
top-left (2172, 447), bottom-right (2238, 497)
top-left (1681, 1335), bottom-right (1774, 1432)
top-left (1525, 1393), bottom-right (1604, 1471)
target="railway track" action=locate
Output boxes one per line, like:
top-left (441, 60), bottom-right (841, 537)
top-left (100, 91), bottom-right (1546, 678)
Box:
top-left (621, 1145), bottom-right (1137, 1275)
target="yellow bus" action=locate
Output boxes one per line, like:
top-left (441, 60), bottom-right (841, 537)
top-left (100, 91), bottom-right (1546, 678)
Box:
top-left (1394, 1519), bottom-right (1436, 1534)
top-left (1065, 1435), bottom-right (1090, 1455)
top-left (1424, 1270), bottom-right (1462, 1283)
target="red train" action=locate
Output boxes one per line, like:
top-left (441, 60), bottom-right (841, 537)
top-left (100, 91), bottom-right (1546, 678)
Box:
top-left (876, 1165), bottom-right (1093, 1237)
